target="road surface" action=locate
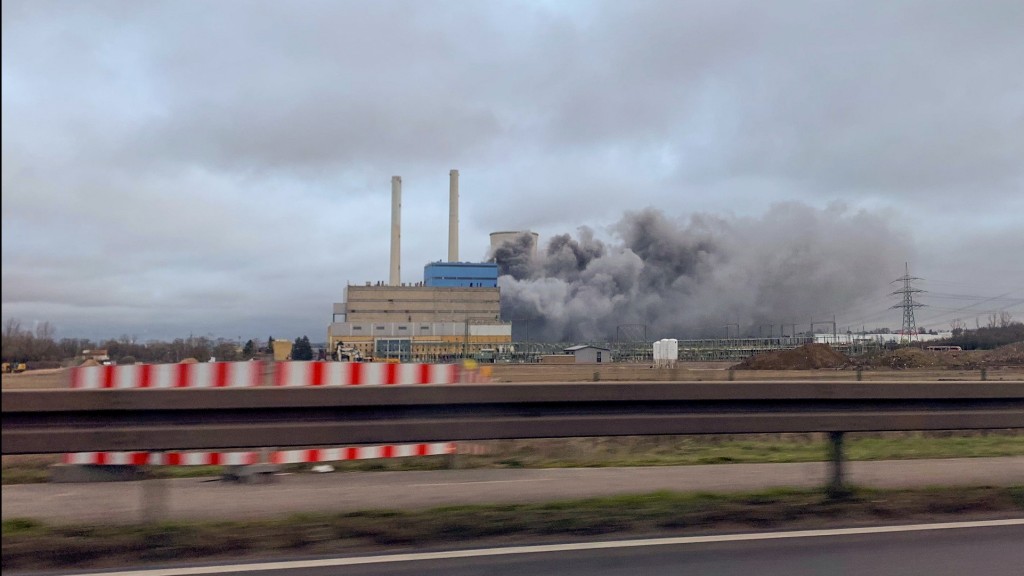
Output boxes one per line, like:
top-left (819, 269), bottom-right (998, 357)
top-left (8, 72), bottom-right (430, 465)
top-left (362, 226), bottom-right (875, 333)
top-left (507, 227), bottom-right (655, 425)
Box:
top-left (28, 520), bottom-right (1024, 576)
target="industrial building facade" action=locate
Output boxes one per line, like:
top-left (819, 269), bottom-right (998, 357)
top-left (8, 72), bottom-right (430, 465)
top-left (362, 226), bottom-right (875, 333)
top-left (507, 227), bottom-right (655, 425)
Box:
top-left (328, 284), bottom-right (511, 361)
top-left (339, 284), bottom-right (501, 323)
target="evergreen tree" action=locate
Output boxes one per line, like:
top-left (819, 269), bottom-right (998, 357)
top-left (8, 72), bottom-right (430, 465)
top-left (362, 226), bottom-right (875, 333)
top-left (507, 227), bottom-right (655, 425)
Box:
top-left (292, 336), bottom-right (314, 361)
top-left (242, 339), bottom-right (256, 359)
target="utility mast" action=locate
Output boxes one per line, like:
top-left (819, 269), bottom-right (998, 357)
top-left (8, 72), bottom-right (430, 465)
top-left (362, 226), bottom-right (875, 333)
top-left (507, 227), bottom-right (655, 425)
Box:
top-left (890, 262), bottom-right (925, 343)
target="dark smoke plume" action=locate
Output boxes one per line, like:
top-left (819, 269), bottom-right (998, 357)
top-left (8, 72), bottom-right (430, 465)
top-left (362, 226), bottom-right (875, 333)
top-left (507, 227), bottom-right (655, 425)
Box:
top-left (490, 203), bottom-right (910, 341)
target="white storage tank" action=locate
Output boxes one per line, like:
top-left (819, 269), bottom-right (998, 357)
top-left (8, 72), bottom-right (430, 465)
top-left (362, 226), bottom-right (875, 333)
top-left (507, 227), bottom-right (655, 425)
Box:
top-left (653, 339), bottom-right (678, 368)
top-left (666, 339), bottom-right (678, 368)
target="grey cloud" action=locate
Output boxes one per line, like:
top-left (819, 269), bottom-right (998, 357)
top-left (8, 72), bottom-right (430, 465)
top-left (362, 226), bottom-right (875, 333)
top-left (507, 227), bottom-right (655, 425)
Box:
top-left (2, 0), bottom-right (1021, 341)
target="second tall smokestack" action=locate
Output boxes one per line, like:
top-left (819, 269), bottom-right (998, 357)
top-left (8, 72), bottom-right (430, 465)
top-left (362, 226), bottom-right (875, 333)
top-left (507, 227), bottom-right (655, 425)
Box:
top-left (448, 169), bottom-right (459, 262)
top-left (390, 175), bottom-right (401, 286)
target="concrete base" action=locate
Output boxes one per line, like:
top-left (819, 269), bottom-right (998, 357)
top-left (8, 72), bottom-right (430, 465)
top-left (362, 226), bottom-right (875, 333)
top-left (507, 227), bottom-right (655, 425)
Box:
top-left (221, 463), bottom-right (279, 483)
top-left (50, 464), bottom-right (145, 483)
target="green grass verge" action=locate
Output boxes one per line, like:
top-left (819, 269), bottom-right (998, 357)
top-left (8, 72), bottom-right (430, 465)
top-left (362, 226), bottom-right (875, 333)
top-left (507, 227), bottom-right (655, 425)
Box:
top-left (4, 486), bottom-right (1023, 571)
top-left (458, 432), bottom-right (1024, 469)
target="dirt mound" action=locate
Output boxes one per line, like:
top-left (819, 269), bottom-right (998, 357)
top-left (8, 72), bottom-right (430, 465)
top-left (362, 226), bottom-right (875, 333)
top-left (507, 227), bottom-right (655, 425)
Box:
top-left (79, 359), bottom-right (100, 367)
top-left (984, 342), bottom-right (1024, 365)
top-left (179, 357), bottom-right (199, 364)
top-left (734, 344), bottom-right (849, 370)
top-left (874, 347), bottom-right (946, 369)
top-left (854, 342), bottom-right (1023, 370)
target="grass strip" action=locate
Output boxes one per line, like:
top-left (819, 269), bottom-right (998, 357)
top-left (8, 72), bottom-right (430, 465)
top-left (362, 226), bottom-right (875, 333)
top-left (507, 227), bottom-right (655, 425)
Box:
top-left (5, 432), bottom-right (1024, 485)
top-left (4, 485), bottom-right (1023, 572)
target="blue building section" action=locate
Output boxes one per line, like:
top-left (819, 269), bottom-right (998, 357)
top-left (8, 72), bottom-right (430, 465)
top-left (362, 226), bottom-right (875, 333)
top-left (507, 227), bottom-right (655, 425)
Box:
top-left (424, 262), bottom-right (499, 287)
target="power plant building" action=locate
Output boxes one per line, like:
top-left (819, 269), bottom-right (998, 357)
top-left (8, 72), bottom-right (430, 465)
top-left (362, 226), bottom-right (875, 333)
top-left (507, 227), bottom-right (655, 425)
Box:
top-left (328, 170), bottom-right (511, 361)
top-left (424, 262), bottom-right (498, 287)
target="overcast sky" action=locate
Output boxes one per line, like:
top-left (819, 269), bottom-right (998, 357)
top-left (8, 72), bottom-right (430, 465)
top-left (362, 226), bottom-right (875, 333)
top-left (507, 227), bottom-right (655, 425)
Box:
top-left (3, 0), bottom-right (1022, 343)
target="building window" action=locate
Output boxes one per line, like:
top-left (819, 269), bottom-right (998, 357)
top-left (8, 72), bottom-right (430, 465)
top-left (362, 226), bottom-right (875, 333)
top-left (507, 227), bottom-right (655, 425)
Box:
top-left (375, 339), bottom-right (411, 362)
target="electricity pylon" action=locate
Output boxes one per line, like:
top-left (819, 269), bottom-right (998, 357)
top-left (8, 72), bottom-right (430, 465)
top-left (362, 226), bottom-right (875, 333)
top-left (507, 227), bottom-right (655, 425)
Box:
top-left (890, 262), bottom-right (925, 343)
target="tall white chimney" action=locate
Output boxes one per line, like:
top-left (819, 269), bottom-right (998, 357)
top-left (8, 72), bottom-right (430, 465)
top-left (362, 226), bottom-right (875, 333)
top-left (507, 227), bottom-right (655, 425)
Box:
top-left (448, 169), bottom-right (459, 262)
top-left (390, 176), bottom-right (401, 286)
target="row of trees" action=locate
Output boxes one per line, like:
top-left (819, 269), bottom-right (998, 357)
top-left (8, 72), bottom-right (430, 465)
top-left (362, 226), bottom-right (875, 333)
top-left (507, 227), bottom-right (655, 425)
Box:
top-left (939, 320), bottom-right (1023, 350)
top-left (1, 318), bottom-right (319, 366)
top-left (3, 315), bottom-right (1018, 366)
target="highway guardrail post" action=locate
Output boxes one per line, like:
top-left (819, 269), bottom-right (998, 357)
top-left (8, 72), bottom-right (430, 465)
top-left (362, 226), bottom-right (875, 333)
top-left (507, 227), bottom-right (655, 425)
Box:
top-left (142, 452), bottom-right (168, 524)
top-left (826, 432), bottom-right (850, 500)
top-left (856, 369), bottom-right (863, 381)
top-left (447, 443), bottom-right (460, 470)
top-left (981, 368), bottom-right (988, 381)
top-left (728, 369), bottom-right (735, 381)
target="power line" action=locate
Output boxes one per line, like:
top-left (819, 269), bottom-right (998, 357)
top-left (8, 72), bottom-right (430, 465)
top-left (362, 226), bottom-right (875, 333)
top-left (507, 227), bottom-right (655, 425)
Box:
top-left (915, 290), bottom-right (1020, 326)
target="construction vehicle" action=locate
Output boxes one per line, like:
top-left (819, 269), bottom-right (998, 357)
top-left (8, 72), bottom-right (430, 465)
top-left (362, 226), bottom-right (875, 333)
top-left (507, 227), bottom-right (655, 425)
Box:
top-left (1, 363), bottom-right (10, 374)
top-left (334, 344), bottom-right (366, 362)
top-left (12, 362), bottom-right (27, 373)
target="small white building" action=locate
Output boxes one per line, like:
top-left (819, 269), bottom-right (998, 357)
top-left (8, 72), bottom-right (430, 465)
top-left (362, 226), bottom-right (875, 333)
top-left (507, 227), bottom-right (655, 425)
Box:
top-left (563, 345), bottom-right (613, 363)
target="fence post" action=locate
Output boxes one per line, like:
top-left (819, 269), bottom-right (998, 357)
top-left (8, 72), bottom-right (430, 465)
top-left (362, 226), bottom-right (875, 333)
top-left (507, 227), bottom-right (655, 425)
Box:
top-left (728, 369), bottom-right (735, 381)
top-left (981, 368), bottom-right (988, 381)
top-left (826, 432), bottom-right (850, 499)
top-left (856, 369), bottom-right (863, 382)
top-left (447, 443), bottom-right (461, 470)
top-left (141, 452), bottom-right (168, 524)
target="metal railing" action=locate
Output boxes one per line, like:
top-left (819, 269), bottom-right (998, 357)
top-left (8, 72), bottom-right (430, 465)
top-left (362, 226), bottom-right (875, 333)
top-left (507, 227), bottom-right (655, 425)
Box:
top-left (4, 380), bottom-right (1022, 495)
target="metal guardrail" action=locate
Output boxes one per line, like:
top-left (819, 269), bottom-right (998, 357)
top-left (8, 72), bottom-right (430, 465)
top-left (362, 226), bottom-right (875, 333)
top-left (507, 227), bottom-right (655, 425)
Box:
top-left (4, 381), bottom-right (1022, 455)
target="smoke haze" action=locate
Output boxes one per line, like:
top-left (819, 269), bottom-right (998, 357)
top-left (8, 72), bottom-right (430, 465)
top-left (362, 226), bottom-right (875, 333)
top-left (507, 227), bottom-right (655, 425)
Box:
top-left (493, 203), bottom-right (911, 341)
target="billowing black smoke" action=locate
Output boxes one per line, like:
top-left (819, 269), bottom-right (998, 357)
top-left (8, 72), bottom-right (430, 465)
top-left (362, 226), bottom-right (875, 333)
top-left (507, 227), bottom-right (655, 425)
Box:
top-left (491, 232), bottom-right (538, 279)
top-left (490, 203), bottom-right (910, 341)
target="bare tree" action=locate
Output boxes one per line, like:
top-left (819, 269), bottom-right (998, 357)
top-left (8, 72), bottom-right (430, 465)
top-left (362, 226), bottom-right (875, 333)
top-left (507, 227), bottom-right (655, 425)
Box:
top-left (35, 321), bottom-right (56, 340)
top-left (4, 317), bottom-right (23, 338)
top-left (999, 311), bottom-right (1014, 328)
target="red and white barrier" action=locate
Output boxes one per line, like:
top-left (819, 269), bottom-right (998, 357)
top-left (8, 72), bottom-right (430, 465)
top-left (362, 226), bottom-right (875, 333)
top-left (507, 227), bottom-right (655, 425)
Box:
top-left (270, 443), bottom-right (454, 464)
top-left (63, 443), bottom-right (455, 466)
top-left (63, 451), bottom-right (260, 466)
top-left (70, 361), bottom-right (263, 389)
top-left (274, 361), bottom-right (458, 386)
top-left (69, 360), bottom-right (486, 389)
top-left (65, 360), bottom-right (486, 467)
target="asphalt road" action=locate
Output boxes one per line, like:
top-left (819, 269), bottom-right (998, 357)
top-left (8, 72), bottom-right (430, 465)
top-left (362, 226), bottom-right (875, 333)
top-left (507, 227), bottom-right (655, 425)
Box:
top-left (223, 522), bottom-right (1024, 576)
top-left (4, 457), bottom-right (1023, 524)
top-left (38, 520), bottom-right (1024, 576)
